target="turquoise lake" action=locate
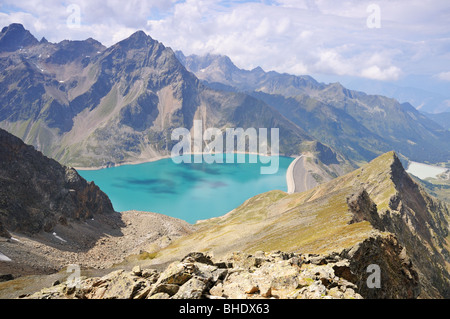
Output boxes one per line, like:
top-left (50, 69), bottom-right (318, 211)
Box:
top-left (78, 154), bottom-right (293, 224)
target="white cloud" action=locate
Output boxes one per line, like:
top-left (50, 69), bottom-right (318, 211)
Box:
top-left (436, 71), bottom-right (450, 81)
top-left (0, 0), bottom-right (174, 45)
top-left (144, 0), bottom-right (412, 80)
top-left (361, 65), bottom-right (402, 81)
top-left (0, 0), bottom-right (448, 82)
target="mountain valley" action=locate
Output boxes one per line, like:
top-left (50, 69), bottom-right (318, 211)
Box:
top-left (0, 24), bottom-right (449, 300)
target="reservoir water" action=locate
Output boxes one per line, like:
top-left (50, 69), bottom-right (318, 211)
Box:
top-left (78, 154), bottom-right (293, 224)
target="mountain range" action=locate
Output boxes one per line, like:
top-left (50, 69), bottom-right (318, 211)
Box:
top-left (0, 23), bottom-right (342, 170)
top-left (424, 112), bottom-right (450, 131)
top-left (342, 77), bottom-right (450, 115)
top-left (176, 51), bottom-right (450, 164)
top-left (0, 23), bottom-right (449, 169)
top-left (0, 23), bottom-right (450, 299)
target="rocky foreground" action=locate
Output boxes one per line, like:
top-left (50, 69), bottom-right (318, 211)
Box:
top-left (22, 251), bottom-right (368, 299)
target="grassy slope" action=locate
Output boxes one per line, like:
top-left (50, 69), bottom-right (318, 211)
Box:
top-left (148, 152), bottom-right (403, 263)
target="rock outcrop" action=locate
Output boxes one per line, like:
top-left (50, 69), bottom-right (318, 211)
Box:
top-left (22, 251), bottom-right (367, 299)
top-left (340, 232), bottom-right (420, 299)
top-left (0, 221), bottom-right (10, 239)
top-left (0, 128), bottom-right (116, 236)
top-left (14, 231), bottom-right (425, 299)
top-left (346, 154), bottom-right (450, 298)
top-left (0, 129), bottom-right (193, 282)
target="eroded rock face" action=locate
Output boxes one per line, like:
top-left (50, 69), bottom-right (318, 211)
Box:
top-left (346, 153), bottom-right (450, 298)
top-left (341, 233), bottom-right (420, 299)
top-left (0, 221), bottom-right (10, 238)
top-left (0, 128), bottom-right (116, 236)
top-left (347, 189), bottom-right (380, 227)
top-left (22, 244), bottom-right (419, 299)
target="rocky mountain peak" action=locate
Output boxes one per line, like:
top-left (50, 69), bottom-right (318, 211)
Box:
top-left (47, 38), bottom-right (106, 65)
top-left (117, 30), bottom-right (155, 49)
top-left (251, 66), bottom-right (265, 74)
top-left (178, 52), bottom-right (239, 75)
top-left (0, 23), bottom-right (39, 52)
top-left (365, 151), bottom-right (420, 195)
top-left (344, 151), bottom-right (450, 297)
top-left (1, 23), bottom-right (26, 34)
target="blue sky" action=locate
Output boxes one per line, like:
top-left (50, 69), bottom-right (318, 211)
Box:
top-left (1, 0), bottom-right (449, 110)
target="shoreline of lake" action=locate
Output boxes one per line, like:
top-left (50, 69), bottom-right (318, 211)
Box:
top-left (74, 151), bottom-right (297, 171)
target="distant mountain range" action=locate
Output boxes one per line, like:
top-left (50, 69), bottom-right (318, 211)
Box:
top-left (343, 77), bottom-right (450, 114)
top-left (423, 112), bottom-right (450, 130)
top-left (176, 51), bottom-right (450, 164)
top-left (304, 73), bottom-right (449, 115)
top-left (0, 23), bottom-right (345, 169)
top-left (0, 23), bottom-right (448, 168)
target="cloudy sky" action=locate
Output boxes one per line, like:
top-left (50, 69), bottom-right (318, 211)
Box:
top-left (1, 0), bottom-right (449, 101)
